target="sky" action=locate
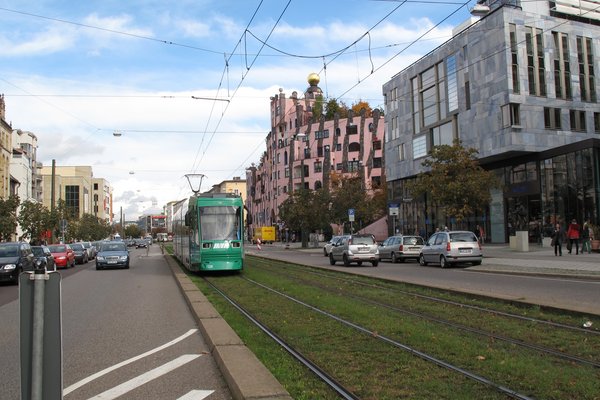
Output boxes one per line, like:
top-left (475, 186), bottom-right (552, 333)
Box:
top-left (0, 0), bottom-right (478, 220)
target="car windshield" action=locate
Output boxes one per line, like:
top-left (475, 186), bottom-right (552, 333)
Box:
top-left (71, 244), bottom-right (84, 250)
top-left (32, 247), bottom-right (45, 256)
top-left (0, 244), bottom-right (19, 257)
top-left (449, 232), bottom-right (477, 242)
top-left (352, 236), bottom-right (375, 245)
top-left (48, 245), bottom-right (66, 253)
top-left (101, 243), bottom-right (126, 252)
top-left (404, 237), bottom-right (424, 245)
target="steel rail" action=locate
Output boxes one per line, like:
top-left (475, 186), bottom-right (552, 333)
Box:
top-left (202, 277), bottom-right (360, 400)
top-left (251, 256), bottom-right (599, 336)
top-left (244, 276), bottom-right (535, 400)
top-left (255, 264), bottom-right (600, 369)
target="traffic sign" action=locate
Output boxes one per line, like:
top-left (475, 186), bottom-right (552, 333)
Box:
top-left (348, 208), bottom-right (355, 222)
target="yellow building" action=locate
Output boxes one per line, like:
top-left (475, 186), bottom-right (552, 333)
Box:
top-left (0, 95), bottom-right (12, 199)
top-left (40, 165), bottom-right (94, 219)
top-left (207, 176), bottom-right (246, 203)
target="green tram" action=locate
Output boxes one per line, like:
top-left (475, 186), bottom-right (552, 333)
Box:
top-left (172, 193), bottom-right (244, 272)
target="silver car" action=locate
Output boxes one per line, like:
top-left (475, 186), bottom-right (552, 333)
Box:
top-left (419, 230), bottom-right (482, 268)
top-left (323, 235), bottom-right (346, 256)
top-left (379, 235), bottom-right (424, 263)
top-left (329, 234), bottom-right (379, 267)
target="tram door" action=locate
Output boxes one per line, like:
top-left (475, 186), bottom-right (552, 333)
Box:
top-left (506, 195), bottom-right (542, 243)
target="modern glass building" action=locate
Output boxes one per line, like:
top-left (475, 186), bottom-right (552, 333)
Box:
top-left (383, 0), bottom-right (600, 243)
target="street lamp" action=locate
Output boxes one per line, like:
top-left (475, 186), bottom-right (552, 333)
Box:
top-left (184, 174), bottom-right (206, 195)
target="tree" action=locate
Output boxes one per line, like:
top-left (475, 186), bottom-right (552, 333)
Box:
top-left (125, 224), bottom-right (142, 238)
top-left (278, 188), bottom-right (330, 247)
top-left (76, 213), bottom-right (112, 241)
top-left (0, 195), bottom-right (20, 241)
top-left (351, 99), bottom-right (372, 117)
top-left (407, 140), bottom-right (499, 226)
top-left (17, 200), bottom-right (53, 244)
top-left (312, 95), bottom-right (324, 122)
top-left (329, 175), bottom-right (386, 232)
top-left (324, 98), bottom-right (348, 119)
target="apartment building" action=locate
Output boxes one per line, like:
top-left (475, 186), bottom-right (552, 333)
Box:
top-left (92, 177), bottom-right (113, 223)
top-left (40, 165), bottom-right (94, 219)
top-left (0, 95), bottom-right (11, 199)
top-left (207, 177), bottom-right (246, 203)
top-left (383, 0), bottom-right (600, 243)
top-left (246, 74), bottom-right (384, 238)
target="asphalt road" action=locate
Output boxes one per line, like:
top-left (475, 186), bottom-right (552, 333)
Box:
top-left (248, 245), bottom-right (600, 316)
top-left (0, 246), bottom-right (232, 400)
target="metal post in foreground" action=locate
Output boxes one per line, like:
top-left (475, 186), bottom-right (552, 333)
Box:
top-left (31, 270), bottom-right (47, 400)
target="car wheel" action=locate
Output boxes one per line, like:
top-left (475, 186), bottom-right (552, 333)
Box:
top-left (329, 253), bottom-right (336, 265)
top-left (419, 254), bottom-right (428, 266)
top-left (96, 265), bottom-right (101, 270)
top-left (440, 255), bottom-right (448, 268)
top-left (391, 252), bottom-right (398, 263)
top-left (472, 260), bottom-right (482, 266)
top-left (343, 254), bottom-right (350, 267)
top-left (372, 260), bottom-right (379, 267)
top-left (124, 263), bottom-right (130, 269)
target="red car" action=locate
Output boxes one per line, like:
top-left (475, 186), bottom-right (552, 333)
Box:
top-left (47, 244), bottom-right (76, 269)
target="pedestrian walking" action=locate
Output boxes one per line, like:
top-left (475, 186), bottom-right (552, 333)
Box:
top-left (566, 219), bottom-right (581, 254)
top-left (581, 221), bottom-right (592, 254)
top-left (551, 223), bottom-right (565, 256)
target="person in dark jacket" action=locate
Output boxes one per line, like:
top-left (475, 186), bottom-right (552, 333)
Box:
top-left (551, 223), bottom-right (566, 256)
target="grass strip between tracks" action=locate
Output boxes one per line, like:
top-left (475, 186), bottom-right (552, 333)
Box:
top-left (179, 254), bottom-right (600, 399)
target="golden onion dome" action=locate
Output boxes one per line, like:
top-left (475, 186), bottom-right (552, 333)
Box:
top-left (307, 72), bottom-right (320, 86)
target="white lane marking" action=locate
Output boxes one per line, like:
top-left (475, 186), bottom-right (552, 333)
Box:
top-left (64, 329), bottom-right (198, 395)
top-left (177, 390), bottom-right (215, 399)
top-left (89, 354), bottom-right (201, 399)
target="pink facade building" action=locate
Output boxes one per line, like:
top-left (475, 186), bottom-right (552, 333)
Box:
top-left (245, 74), bottom-right (385, 239)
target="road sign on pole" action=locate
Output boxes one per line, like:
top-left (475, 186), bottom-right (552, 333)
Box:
top-left (348, 208), bottom-right (355, 222)
top-left (20, 271), bottom-right (62, 400)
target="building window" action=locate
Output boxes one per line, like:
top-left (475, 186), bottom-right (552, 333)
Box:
top-left (431, 122), bottom-right (453, 146)
top-left (509, 24), bottom-right (520, 94)
top-left (348, 142), bottom-right (360, 152)
top-left (65, 185), bottom-right (80, 217)
top-left (398, 143), bottom-right (405, 161)
top-left (315, 129), bottom-right (329, 139)
top-left (348, 160), bottom-right (361, 172)
top-left (336, 127), bottom-right (341, 136)
top-left (336, 143), bottom-right (342, 151)
top-left (373, 140), bottom-right (382, 150)
top-left (552, 32), bottom-right (572, 100)
top-left (446, 54), bottom-right (458, 111)
top-left (465, 81), bottom-right (470, 110)
top-left (336, 163), bottom-right (343, 171)
top-left (502, 103), bottom-right (521, 127)
top-left (525, 26), bottom-right (546, 97)
top-left (570, 110), bottom-right (587, 132)
top-left (577, 36), bottom-right (596, 102)
top-left (595, 113), bottom-right (600, 134)
top-left (93, 183), bottom-right (98, 190)
top-left (304, 148), bottom-right (311, 158)
top-left (544, 107), bottom-right (562, 129)
top-left (346, 124), bottom-right (358, 135)
top-left (314, 161), bottom-right (322, 172)
top-left (413, 135), bottom-right (427, 159)
top-left (373, 157), bottom-right (382, 168)
top-left (284, 167), bottom-right (289, 178)
top-left (411, 77), bottom-right (421, 134)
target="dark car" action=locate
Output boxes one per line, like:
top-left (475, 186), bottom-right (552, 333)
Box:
top-left (70, 242), bottom-right (89, 264)
top-left (31, 245), bottom-right (56, 271)
top-left (0, 242), bottom-right (35, 284)
top-left (96, 241), bottom-right (130, 270)
top-left (135, 239), bottom-right (148, 248)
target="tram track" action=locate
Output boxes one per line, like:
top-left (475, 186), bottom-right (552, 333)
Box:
top-left (195, 257), bottom-right (599, 399)
top-left (252, 255), bottom-right (600, 336)
top-left (252, 262), bottom-right (600, 369)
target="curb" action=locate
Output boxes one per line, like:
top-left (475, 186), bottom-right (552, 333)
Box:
top-left (164, 255), bottom-right (293, 400)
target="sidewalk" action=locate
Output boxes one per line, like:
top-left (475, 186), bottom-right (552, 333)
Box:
top-left (253, 241), bottom-right (600, 279)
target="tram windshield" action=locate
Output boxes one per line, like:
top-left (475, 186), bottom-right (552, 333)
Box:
top-left (199, 206), bottom-right (241, 240)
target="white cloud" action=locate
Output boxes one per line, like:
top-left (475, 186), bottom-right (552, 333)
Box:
top-left (0, 26), bottom-right (75, 56)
